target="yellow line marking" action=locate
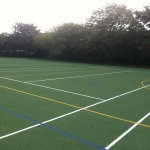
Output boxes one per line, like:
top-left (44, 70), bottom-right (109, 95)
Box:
top-left (0, 85), bottom-right (150, 128)
top-left (3, 69), bottom-right (119, 78)
top-left (141, 79), bottom-right (150, 90)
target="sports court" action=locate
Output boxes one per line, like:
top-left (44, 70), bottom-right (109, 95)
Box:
top-left (0, 58), bottom-right (150, 150)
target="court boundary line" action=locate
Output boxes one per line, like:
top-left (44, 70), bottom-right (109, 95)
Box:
top-left (0, 71), bottom-right (131, 101)
top-left (26, 71), bottom-right (131, 83)
top-left (0, 73), bottom-right (150, 142)
top-left (0, 66), bottom-right (114, 71)
top-left (0, 77), bottom-right (105, 101)
top-left (0, 83), bottom-right (150, 140)
top-left (0, 67), bottom-right (98, 73)
top-left (1, 75), bottom-right (150, 103)
top-left (105, 112), bottom-right (150, 150)
top-left (0, 66), bottom-right (86, 71)
top-left (1, 75), bottom-right (150, 123)
top-left (1, 84), bottom-right (150, 129)
top-left (0, 68), bottom-right (74, 73)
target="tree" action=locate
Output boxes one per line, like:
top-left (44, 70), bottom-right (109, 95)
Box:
top-left (49, 23), bottom-right (87, 60)
top-left (86, 3), bottom-right (133, 32)
top-left (135, 6), bottom-right (150, 30)
top-left (11, 22), bottom-right (40, 45)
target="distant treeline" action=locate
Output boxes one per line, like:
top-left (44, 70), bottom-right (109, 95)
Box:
top-left (0, 4), bottom-right (150, 66)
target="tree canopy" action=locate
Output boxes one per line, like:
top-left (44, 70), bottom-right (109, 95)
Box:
top-left (0, 4), bottom-right (150, 66)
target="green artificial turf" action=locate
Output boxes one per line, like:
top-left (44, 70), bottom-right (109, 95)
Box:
top-left (0, 58), bottom-right (150, 150)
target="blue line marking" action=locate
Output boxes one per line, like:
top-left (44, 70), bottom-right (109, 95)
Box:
top-left (94, 78), bottom-right (150, 107)
top-left (0, 105), bottom-right (105, 150)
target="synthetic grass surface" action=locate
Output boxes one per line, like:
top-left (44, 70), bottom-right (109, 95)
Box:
top-left (0, 58), bottom-right (150, 150)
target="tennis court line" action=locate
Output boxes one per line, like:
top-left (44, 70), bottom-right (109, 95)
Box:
top-left (0, 67), bottom-right (92, 73)
top-left (0, 66), bottom-right (110, 71)
top-left (0, 71), bottom-right (131, 101)
top-left (0, 68), bottom-right (69, 73)
top-left (141, 79), bottom-right (150, 90)
top-left (26, 71), bottom-right (131, 83)
top-left (0, 66), bottom-right (85, 71)
top-left (1, 84), bottom-right (150, 140)
top-left (0, 77), bottom-right (105, 101)
top-left (0, 64), bottom-right (32, 66)
top-left (105, 112), bottom-right (150, 150)
top-left (0, 84), bottom-right (150, 129)
top-left (1, 68), bottom-right (119, 78)
top-left (0, 67), bottom-right (97, 72)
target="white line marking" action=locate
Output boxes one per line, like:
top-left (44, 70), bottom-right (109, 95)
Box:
top-left (1, 76), bottom-right (150, 102)
top-left (0, 67), bottom-right (82, 71)
top-left (0, 102), bottom-right (108, 140)
top-left (26, 71), bottom-right (131, 83)
top-left (0, 69), bottom-right (65, 73)
top-left (105, 112), bottom-right (150, 150)
top-left (0, 65), bottom-right (67, 71)
top-left (0, 67), bottom-right (88, 73)
top-left (0, 84), bottom-right (149, 140)
top-left (17, 66), bottom-right (90, 70)
top-left (0, 66), bottom-right (109, 71)
top-left (0, 77), bottom-right (105, 101)
top-left (0, 67), bottom-right (70, 70)
top-left (0, 65), bottom-right (31, 66)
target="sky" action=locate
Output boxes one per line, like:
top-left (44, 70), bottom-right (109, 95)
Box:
top-left (0, 0), bottom-right (149, 33)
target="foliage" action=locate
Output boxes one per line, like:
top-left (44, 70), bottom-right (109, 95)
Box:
top-left (135, 6), bottom-right (150, 30)
top-left (86, 4), bottom-right (133, 32)
top-left (0, 4), bottom-right (150, 66)
top-left (0, 23), bottom-right (40, 57)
